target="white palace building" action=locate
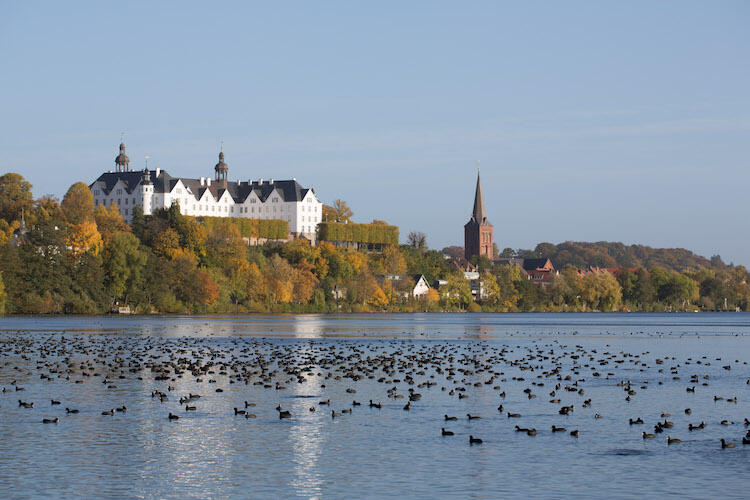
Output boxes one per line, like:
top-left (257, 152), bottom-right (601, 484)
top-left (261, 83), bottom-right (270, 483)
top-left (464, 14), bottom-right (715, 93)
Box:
top-left (89, 142), bottom-right (323, 239)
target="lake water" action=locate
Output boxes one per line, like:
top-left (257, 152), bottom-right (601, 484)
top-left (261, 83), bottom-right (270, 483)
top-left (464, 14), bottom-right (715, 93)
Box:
top-left (0, 313), bottom-right (748, 499)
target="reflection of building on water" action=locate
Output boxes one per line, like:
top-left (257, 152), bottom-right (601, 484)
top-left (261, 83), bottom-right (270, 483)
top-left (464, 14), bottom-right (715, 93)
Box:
top-left (464, 323), bottom-right (494, 339)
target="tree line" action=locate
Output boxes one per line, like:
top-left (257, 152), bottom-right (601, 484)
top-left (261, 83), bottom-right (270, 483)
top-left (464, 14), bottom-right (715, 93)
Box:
top-left (0, 172), bottom-right (747, 314)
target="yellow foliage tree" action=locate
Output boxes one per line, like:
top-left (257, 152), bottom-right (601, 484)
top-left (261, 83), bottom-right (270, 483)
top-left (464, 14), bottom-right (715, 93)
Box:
top-left (266, 254), bottom-right (294, 304)
top-left (425, 288), bottom-right (440, 303)
top-left (368, 285), bottom-right (389, 308)
top-left (94, 203), bottom-right (130, 244)
top-left (67, 221), bottom-right (103, 257)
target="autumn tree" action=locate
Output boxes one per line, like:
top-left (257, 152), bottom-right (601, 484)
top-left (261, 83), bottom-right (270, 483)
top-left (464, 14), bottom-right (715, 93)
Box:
top-left (67, 221), bottom-right (103, 257)
top-left (0, 173), bottom-right (33, 224)
top-left (332, 199), bottom-right (353, 222)
top-left (292, 263), bottom-right (319, 304)
top-left (382, 245), bottom-right (407, 275)
top-left (61, 182), bottom-right (95, 225)
top-left (94, 203), bottom-right (130, 243)
top-left (266, 254), bottom-right (294, 303)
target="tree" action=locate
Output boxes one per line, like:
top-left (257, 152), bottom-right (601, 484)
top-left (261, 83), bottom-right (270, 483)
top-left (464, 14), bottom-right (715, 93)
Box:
top-left (407, 231), bottom-right (427, 250)
top-left (151, 227), bottom-right (181, 259)
top-left (103, 231), bottom-right (147, 306)
top-left (480, 271), bottom-right (501, 306)
top-left (67, 221), bottom-right (103, 257)
top-left (266, 254), bottom-right (294, 303)
top-left (94, 203), bottom-right (130, 244)
top-left (442, 273), bottom-right (472, 310)
top-left (131, 205), bottom-right (145, 239)
top-left (332, 199), bottom-right (353, 222)
top-left (0, 173), bottom-right (33, 224)
top-left (0, 272), bottom-right (6, 314)
top-left (382, 245), bottom-right (407, 274)
top-left (292, 264), bottom-right (319, 304)
top-left (61, 182), bottom-right (95, 225)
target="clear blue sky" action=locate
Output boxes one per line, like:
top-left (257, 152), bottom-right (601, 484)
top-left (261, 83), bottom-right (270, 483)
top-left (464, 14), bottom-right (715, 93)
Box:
top-left (1, 1), bottom-right (748, 265)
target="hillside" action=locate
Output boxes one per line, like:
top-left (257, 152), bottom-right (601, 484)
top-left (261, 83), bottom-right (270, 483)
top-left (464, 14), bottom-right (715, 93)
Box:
top-left (523, 241), bottom-right (725, 272)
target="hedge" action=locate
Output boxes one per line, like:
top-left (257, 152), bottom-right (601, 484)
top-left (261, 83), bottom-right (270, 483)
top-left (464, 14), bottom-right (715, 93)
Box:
top-left (317, 222), bottom-right (399, 245)
top-left (197, 217), bottom-right (289, 240)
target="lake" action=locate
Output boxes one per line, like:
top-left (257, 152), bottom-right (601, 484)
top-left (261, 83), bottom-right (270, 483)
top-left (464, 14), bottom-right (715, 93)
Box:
top-left (0, 313), bottom-right (748, 499)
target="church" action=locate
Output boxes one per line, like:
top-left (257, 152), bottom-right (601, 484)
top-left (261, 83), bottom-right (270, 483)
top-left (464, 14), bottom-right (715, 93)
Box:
top-left (464, 171), bottom-right (493, 261)
top-left (463, 171), bottom-right (557, 286)
top-left (89, 142), bottom-right (323, 239)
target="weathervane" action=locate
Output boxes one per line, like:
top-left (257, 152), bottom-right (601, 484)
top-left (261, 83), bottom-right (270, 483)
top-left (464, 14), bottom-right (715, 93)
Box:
top-left (145, 155), bottom-right (150, 169)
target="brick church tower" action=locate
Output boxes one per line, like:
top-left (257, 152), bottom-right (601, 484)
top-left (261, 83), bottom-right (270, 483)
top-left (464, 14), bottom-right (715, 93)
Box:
top-left (464, 171), bottom-right (493, 260)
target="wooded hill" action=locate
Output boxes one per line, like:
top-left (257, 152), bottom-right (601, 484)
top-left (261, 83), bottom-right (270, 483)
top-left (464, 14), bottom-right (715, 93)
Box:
top-left (510, 241), bottom-right (727, 272)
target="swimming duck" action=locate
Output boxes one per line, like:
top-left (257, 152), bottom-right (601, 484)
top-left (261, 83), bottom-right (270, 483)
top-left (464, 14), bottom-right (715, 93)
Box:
top-left (667, 436), bottom-right (681, 445)
top-left (507, 412), bottom-right (521, 418)
top-left (51, 399), bottom-right (61, 405)
top-left (278, 410), bottom-right (291, 419)
top-left (720, 439), bottom-right (735, 449)
top-left (570, 430), bottom-right (579, 437)
top-left (444, 414), bottom-right (457, 421)
top-left (185, 405), bottom-right (196, 411)
top-left (42, 417), bottom-right (59, 424)
top-left (331, 410), bottom-right (341, 418)
top-left (168, 413), bottom-right (179, 420)
top-left (552, 425), bottom-right (566, 432)
top-left (441, 428), bottom-right (454, 436)
top-left (629, 418), bottom-right (644, 425)
top-left (469, 435), bottom-right (483, 444)
top-left (369, 400), bottom-right (381, 409)
top-left (467, 413), bottom-right (481, 420)
top-left (65, 408), bottom-right (79, 414)
top-left (101, 409), bottom-right (114, 416)
top-left (18, 400), bottom-right (33, 408)
top-left (642, 431), bottom-right (655, 439)
top-left (234, 408), bottom-right (246, 415)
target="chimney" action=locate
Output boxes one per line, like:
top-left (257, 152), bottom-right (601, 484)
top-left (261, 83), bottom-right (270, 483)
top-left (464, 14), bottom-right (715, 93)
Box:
top-left (207, 178), bottom-right (211, 186)
top-left (200, 177), bottom-right (205, 186)
top-left (270, 179), bottom-right (274, 184)
top-left (259, 178), bottom-right (263, 184)
top-left (155, 167), bottom-right (161, 177)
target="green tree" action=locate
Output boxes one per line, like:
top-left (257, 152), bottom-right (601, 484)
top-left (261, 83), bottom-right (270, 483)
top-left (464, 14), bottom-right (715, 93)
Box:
top-left (103, 232), bottom-right (147, 307)
top-left (442, 273), bottom-right (472, 310)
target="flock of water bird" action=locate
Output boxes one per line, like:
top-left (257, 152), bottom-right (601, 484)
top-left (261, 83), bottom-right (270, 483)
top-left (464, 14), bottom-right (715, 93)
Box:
top-left (1, 331), bottom-right (749, 450)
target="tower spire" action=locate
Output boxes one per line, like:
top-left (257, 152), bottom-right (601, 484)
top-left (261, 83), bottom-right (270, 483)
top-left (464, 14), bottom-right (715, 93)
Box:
top-left (472, 169), bottom-right (486, 223)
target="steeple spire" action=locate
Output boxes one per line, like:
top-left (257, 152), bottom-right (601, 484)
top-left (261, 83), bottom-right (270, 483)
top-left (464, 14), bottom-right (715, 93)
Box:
top-left (472, 169), bottom-right (486, 223)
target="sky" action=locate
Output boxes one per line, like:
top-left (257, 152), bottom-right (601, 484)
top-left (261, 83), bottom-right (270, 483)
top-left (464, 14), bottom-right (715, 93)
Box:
top-left (1, 1), bottom-right (748, 265)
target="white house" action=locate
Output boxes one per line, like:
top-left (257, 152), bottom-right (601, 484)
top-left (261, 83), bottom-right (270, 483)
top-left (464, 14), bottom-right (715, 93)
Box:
top-left (378, 274), bottom-right (431, 299)
top-left (89, 143), bottom-right (323, 240)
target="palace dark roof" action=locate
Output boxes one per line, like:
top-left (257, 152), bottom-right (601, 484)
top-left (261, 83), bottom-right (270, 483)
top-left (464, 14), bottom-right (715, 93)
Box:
top-left (90, 169), bottom-right (315, 204)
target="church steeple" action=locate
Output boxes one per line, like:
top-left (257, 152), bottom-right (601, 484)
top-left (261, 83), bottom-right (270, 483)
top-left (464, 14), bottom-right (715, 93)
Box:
top-left (464, 165), bottom-right (493, 261)
top-left (472, 171), bottom-right (487, 223)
